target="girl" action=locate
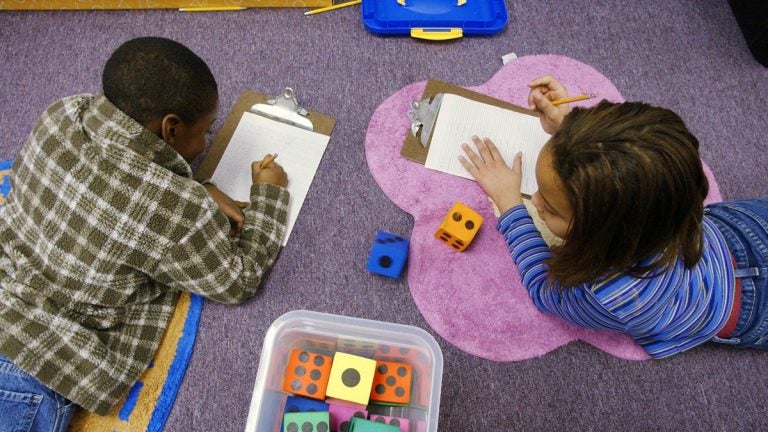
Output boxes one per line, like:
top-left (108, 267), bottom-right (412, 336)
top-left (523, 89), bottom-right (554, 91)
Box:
top-left (459, 75), bottom-right (768, 358)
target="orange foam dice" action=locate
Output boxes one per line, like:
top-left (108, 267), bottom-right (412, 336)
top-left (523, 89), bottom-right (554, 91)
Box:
top-left (369, 360), bottom-right (412, 404)
top-left (283, 349), bottom-right (333, 400)
top-left (434, 202), bottom-right (483, 252)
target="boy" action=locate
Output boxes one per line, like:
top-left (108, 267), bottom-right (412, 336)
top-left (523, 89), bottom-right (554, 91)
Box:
top-left (0, 37), bottom-right (289, 430)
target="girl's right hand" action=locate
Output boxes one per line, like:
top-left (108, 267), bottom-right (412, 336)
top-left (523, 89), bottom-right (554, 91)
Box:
top-left (527, 75), bottom-right (571, 135)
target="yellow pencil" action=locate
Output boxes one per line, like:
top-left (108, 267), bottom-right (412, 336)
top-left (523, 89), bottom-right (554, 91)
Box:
top-left (551, 93), bottom-right (596, 106)
top-left (179, 6), bottom-right (247, 11)
top-left (304, 0), bottom-right (361, 16)
top-left (259, 153), bottom-right (277, 169)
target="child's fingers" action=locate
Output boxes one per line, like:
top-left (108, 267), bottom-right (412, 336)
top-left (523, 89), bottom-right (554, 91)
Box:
top-left (528, 75), bottom-right (567, 95)
top-left (483, 138), bottom-right (504, 163)
top-left (527, 87), bottom-right (541, 109)
top-left (230, 218), bottom-right (244, 236)
top-left (470, 136), bottom-right (501, 164)
top-left (471, 136), bottom-right (495, 162)
top-left (528, 75), bottom-right (569, 106)
top-left (461, 142), bottom-right (483, 166)
top-left (531, 92), bottom-right (562, 119)
top-left (527, 75), bottom-right (557, 88)
top-left (259, 153), bottom-right (277, 169)
top-left (512, 151), bottom-right (523, 173)
top-left (528, 86), bottom-right (555, 110)
top-left (458, 155), bottom-right (480, 178)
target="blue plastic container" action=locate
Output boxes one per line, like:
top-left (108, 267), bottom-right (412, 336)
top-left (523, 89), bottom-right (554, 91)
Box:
top-left (362, 0), bottom-right (508, 40)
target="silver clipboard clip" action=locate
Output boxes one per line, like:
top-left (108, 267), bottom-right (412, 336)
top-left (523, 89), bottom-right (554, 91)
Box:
top-left (250, 87), bottom-right (314, 131)
top-left (407, 93), bottom-right (443, 148)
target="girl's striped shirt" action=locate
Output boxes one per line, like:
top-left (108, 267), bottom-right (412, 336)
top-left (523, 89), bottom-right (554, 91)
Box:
top-left (497, 205), bottom-right (733, 358)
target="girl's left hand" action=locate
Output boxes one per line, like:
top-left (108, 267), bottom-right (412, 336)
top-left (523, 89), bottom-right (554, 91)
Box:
top-left (459, 136), bottom-right (524, 214)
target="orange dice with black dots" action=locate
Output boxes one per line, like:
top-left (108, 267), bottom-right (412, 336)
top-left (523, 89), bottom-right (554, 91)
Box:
top-left (434, 202), bottom-right (483, 252)
top-left (282, 349), bottom-right (333, 400)
top-left (369, 360), bottom-right (412, 404)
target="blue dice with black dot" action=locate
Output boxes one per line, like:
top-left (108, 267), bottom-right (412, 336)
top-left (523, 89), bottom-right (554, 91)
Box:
top-left (366, 230), bottom-right (409, 279)
top-left (281, 396), bottom-right (329, 432)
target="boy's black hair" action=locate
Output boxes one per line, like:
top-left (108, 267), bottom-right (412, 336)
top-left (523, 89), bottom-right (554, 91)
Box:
top-left (102, 37), bottom-right (218, 125)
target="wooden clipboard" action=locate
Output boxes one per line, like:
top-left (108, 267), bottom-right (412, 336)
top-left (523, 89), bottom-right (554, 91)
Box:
top-left (196, 89), bottom-right (336, 180)
top-left (400, 79), bottom-right (538, 164)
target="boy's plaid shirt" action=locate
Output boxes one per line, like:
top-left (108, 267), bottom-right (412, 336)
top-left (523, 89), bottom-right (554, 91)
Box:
top-left (0, 94), bottom-right (288, 414)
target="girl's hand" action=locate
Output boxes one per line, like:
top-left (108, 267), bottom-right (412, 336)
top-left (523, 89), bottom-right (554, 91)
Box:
top-left (527, 75), bottom-right (571, 134)
top-left (459, 136), bottom-right (523, 214)
top-left (203, 183), bottom-right (249, 236)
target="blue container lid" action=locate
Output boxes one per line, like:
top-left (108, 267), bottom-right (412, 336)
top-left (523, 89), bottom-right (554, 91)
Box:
top-left (362, 0), bottom-right (508, 38)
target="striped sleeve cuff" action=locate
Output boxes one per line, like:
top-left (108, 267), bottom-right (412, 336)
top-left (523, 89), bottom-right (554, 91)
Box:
top-left (496, 204), bottom-right (531, 234)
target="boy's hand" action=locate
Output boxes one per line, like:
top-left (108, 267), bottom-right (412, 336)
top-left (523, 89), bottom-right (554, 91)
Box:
top-left (251, 157), bottom-right (288, 187)
top-left (527, 75), bottom-right (571, 134)
top-left (203, 184), bottom-right (249, 236)
top-left (459, 136), bottom-right (523, 215)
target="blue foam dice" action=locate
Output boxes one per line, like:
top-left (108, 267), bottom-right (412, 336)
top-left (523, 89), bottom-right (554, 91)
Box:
top-left (366, 230), bottom-right (409, 279)
top-left (281, 396), bottom-right (329, 431)
top-left (284, 395), bottom-right (329, 414)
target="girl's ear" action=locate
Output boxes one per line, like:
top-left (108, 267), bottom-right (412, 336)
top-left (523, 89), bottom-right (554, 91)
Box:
top-left (160, 114), bottom-right (183, 145)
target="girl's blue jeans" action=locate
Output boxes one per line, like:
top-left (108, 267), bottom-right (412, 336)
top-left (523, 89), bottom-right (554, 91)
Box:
top-left (0, 354), bottom-right (76, 432)
top-left (707, 198), bottom-right (768, 347)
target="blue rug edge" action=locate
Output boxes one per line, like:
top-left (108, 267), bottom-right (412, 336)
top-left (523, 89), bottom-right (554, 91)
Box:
top-left (147, 293), bottom-right (204, 432)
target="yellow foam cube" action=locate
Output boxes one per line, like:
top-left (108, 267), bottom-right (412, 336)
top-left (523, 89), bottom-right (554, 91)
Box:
top-left (325, 352), bottom-right (377, 405)
top-left (434, 202), bottom-right (483, 252)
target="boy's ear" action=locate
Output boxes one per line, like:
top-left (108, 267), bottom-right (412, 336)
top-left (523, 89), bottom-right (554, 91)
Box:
top-left (160, 114), bottom-right (183, 145)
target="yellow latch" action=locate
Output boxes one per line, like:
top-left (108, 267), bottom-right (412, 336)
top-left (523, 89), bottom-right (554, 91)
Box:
top-left (410, 28), bottom-right (463, 40)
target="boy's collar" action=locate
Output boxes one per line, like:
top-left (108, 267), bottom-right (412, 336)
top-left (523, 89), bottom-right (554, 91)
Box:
top-left (83, 93), bottom-right (193, 179)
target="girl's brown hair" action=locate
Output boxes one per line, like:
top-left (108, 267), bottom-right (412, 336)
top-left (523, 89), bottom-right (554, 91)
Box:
top-left (546, 101), bottom-right (709, 286)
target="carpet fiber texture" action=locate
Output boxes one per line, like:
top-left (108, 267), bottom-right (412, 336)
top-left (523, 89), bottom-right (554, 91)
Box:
top-left (1, 2), bottom-right (767, 430)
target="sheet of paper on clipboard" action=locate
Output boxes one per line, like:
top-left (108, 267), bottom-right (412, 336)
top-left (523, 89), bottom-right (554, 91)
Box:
top-left (424, 93), bottom-right (550, 196)
top-left (199, 88), bottom-right (335, 246)
top-left (402, 80), bottom-right (550, 197)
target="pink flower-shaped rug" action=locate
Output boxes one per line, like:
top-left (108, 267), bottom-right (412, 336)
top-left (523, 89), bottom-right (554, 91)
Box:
top-left (364, 55), bottom-right (722, 361)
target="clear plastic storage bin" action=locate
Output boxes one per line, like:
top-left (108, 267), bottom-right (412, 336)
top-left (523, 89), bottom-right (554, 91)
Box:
top-left (244, 310), bottom-right (443, 432)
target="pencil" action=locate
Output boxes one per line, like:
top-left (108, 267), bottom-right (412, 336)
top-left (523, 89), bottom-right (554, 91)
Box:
top-left (551, 93), bottom-right (596, 106)
top-left (259, 154), bottom-right (277, 169)
top-left (304, 0), bottom-right (361, 16)
top-left (179, 6), bottom-right (247, 11)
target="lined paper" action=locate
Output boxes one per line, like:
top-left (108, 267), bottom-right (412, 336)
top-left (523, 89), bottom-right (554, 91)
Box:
top-left (424, 93), bottom-right (550, 196)
top-left (211, 112), bottom-right (330, 246)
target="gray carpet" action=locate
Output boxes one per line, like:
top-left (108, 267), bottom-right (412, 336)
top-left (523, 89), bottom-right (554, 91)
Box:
top-left (1, 0), bottom-right (767, 430)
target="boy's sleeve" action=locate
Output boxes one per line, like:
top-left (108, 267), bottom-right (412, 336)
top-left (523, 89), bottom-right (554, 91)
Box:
top-left (498, 205), bottom-right (628, 332)
top-left (150, 183), bottom-right (289, 305)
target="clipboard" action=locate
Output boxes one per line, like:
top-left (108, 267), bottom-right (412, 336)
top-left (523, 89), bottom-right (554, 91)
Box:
top-left (196, 88), bottom-right (336, 247)
top-left (197, 88), bottom-right (336, 181)
top-left (400, 79), bottom-right (538, 165)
